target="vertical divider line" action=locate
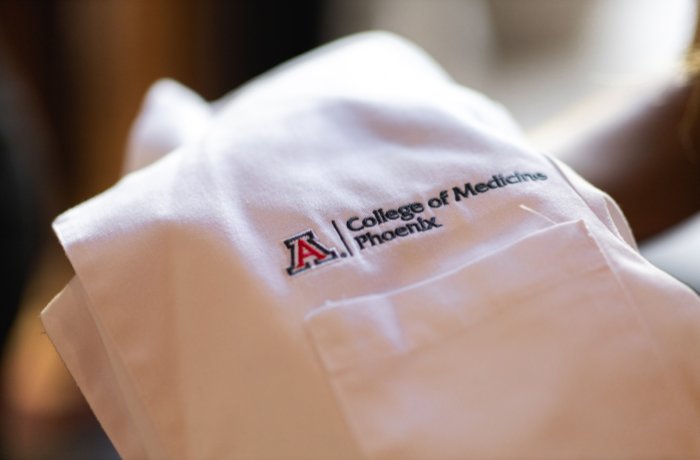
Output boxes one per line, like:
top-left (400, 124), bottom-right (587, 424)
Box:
top-left (331, 220), bottom-right (353, 257)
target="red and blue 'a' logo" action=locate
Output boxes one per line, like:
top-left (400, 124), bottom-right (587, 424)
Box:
top-left (284, 230), bottom-right (339, 276)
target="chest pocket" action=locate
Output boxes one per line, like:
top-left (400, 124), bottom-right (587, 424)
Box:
top-left (304, 220), bottom-right (700, 459)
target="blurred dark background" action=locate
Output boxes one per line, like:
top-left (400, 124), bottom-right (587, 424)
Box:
top-left (0, 0), bottom-right (324, 207)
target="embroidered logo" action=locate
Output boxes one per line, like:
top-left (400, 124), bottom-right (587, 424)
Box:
top-left (284, 230), bottom-right (339, 276)
top-left (283, 170), bottom-right (549, 277)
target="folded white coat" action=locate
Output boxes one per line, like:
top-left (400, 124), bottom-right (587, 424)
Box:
top-left (42, 32), bottom-right (700, 459)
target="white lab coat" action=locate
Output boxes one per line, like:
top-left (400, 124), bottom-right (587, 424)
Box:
top-left (42, 32), bottom-right (700, 459)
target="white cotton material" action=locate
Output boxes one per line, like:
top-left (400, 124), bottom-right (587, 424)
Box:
top-left (42, 32), bottom-right (700, 460)
top-left (123, 78), bottom-right (211, 174)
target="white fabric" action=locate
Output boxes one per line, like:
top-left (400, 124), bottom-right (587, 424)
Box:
top-left (123, 78), bottom-right (211, 174)
top-left (41, 32), bottom-right (700, 459)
